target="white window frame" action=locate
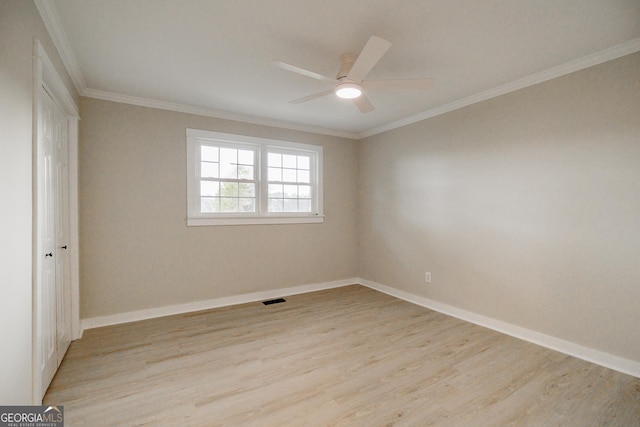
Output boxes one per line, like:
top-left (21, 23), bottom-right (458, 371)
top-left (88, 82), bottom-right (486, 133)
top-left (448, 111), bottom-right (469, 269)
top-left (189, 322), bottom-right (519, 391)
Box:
top-left (187, 129), bottom-right (323, 226)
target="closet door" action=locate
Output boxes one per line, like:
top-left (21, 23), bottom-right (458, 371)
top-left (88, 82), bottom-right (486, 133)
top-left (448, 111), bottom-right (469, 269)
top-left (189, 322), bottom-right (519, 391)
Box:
top-left (36, 85), bottom-right (58, 396)
top-left (33, 40), bottom-right (79, 404)
top-left (36, 85), bottom-right (73, 399)
top-left (53, 100), bottom-right (72, 365)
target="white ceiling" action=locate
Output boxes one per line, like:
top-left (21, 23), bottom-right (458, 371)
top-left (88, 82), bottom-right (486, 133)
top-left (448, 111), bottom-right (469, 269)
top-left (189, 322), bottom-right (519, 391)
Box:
top-left (39, 0), bottom-right (640, 139)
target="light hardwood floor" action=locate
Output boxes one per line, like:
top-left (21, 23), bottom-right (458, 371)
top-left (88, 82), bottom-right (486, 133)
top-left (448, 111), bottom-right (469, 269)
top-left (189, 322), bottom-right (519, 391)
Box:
top-left (45, 285), bottom-right (640, 426)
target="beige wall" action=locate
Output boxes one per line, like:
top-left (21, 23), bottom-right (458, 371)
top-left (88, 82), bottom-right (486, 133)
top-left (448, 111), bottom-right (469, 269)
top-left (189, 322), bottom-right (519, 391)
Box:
top-left (0, 0), bottom-right (78, 404)
top-left (358, 52), bottom-right (640, 361)
top-left (79, 98), bottom-right (359, 318)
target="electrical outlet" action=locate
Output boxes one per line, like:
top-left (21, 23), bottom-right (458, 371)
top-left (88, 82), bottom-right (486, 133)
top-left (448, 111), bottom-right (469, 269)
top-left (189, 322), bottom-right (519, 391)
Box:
top-left (425, 272), bottom-right (431, 283)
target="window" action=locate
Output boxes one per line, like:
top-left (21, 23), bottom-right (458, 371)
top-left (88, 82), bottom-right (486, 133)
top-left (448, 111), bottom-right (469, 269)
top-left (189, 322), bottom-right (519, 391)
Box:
top-left (187, 129), bottom-right (323, 225)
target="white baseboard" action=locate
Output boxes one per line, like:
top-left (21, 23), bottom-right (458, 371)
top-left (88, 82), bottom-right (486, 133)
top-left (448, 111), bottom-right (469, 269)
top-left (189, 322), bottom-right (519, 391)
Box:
top-left (80, 278), bottom-right (358, 332)
top-left (80, 276), bottom-right (639, 378)
top-left (359, 278), bottom-right (640, 379)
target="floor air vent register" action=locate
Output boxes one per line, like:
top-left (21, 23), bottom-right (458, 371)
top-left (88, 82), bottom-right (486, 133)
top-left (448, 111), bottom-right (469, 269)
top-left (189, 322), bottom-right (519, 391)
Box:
top-left (262, 298), bottom-right (286, 305)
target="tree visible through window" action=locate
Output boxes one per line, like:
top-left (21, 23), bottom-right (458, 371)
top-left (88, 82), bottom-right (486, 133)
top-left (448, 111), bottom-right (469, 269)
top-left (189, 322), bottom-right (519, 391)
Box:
top-left (200, 145), bottom-right (257, 213)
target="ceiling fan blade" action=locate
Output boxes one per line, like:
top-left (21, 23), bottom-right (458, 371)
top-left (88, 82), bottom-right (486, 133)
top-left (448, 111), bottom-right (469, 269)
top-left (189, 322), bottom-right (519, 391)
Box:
top-left (289, 89), bottom-right (334, 104)
top-left (347, 36), bottom-right (392, 83)
top-left (354, 94), bottom-right (375, 113)
top-left (272, 60), bottom-right (336, 83)
top-left (363, 78), bottom-right (435, 91)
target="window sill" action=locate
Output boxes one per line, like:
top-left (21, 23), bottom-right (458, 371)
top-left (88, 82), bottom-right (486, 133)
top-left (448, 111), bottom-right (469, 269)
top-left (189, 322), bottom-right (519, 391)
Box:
top-left (187, 215), bottom-right (324, 226)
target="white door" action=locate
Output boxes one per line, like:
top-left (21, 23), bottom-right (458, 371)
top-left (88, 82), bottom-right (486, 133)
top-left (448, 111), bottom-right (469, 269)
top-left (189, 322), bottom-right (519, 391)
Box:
top-left (33, 40), bottom-right (80, 404)
top-left (36, 85), bottom-right (73, 399)
top-left (37, 85), bottom-right (58, 397)
top-left (53, 99), bottom-right (72, 365)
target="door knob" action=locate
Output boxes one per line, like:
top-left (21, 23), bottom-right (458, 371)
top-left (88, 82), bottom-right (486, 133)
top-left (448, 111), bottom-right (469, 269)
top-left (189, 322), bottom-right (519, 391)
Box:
top-left (61, 245), bottom-right (67, 249)
top-left (45, 252), bottom-right (53, 257)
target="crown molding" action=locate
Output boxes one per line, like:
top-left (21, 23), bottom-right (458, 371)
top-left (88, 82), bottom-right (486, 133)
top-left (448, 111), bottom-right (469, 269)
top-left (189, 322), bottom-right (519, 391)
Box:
top-left (34, 0), bottom-right (87, 94)
top-left (35, 2), bottom-right (638, 142)
top-left (83, 38), bottom-right (640, 141)
top-left (83, 88), bottom-right (358, 140)
top-left (358, 38), bottom-right (640, 139)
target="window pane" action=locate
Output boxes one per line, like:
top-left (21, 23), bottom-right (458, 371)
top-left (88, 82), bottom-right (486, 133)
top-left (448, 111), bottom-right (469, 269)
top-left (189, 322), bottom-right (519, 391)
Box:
top-left (297, 156), bottom-right (310, 170)
top-left (201, 181), bottom-right (220, 197)
top-left (199, 145), bottom-right (258, 215)
top-left (201, 197), bottom-right (220, 213)
top-left (201, 162), bottom-right (219, 178)
top-left (220, 182), bottom-right (239, 197)
top-left (268, 152), bottom-right (282, 167)
top-left (282, 168), bottom-right (296, 182)
top-left (239, 183), bottom-right (255, 197)
top-left (201, 146), bottom-right (219, 162)
top-left (283, 198), bottom-right (298, 212)
top-left (298, 185), bottom-right (311, 198)
top-left (268, 199), bottom-right (283, 212)
top-left (297, 169), bottom-right (310, 183)
top-left (269, 184), bottom-right (283, 197)
top-left (283, 184), bottom-right (298, 198)
top-left (283, 154), bottom-right (297, 168)
top-left (238, 165), bottom-right (253, 179)
top-left (220, 197), bottom-right (238, 212)
top-left (220, 162), bottom-right (237, 179)
top-left (268, 167), bottom-right (282, 182)
top-left (238, 149), bottom-right (254, 165)
top-left (298, 199), bottom-right (311, 212)
top-left (239, 198), bottom-right (255, 212)
top-left (220, 148), bottom-right (237, 164)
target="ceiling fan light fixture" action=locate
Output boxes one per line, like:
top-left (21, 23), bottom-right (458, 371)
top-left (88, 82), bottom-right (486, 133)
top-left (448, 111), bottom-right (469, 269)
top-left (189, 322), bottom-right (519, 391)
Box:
top-left (335, 82), bottom-right (362, 99)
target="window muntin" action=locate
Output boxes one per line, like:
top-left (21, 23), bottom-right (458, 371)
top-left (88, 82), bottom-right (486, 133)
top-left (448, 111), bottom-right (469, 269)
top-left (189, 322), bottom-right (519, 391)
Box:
top-left (187, 129), bottom-right (323, 226)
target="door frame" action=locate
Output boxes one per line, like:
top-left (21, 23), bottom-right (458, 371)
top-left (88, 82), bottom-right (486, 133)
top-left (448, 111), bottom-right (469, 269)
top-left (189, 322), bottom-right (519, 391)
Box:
top-left (32, 39), bottom-right (80, 403)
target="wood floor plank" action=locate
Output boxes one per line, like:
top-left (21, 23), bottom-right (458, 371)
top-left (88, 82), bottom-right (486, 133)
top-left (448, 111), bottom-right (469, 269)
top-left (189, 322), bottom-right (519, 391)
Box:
top-left (44, 285), bottom-right (640, 426)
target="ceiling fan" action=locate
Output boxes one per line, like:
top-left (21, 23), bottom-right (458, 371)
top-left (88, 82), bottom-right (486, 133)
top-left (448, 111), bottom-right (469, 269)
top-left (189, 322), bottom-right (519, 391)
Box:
top-left (273, 35), bottom-right (434, 113)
